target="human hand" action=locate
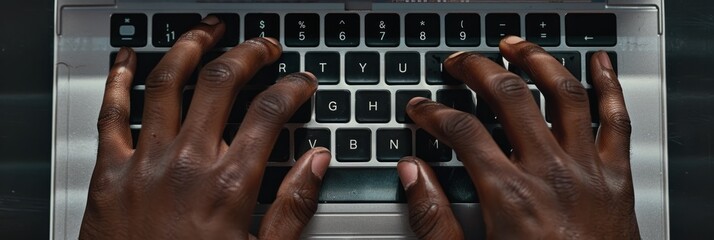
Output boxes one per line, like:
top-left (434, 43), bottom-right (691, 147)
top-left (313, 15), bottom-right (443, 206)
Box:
top-left (80, 15), bottom-right (329, 239)
top-left (397, 36), bottom-right (639, 239)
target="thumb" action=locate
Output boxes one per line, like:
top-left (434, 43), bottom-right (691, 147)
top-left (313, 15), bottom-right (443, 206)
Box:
top-left (398, 157), bottom-right (464, 240)
top-left (258, 147), bottom-right (330, 240)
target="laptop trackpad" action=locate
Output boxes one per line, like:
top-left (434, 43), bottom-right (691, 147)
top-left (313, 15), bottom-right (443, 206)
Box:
top-left (259, 167), bottom-right (478, 203)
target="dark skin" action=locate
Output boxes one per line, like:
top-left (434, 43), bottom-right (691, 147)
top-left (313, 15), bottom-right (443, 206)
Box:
top-left (81, 16), bottom-right (639, 239)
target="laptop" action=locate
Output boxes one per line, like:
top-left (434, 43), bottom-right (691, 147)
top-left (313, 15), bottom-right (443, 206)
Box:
top-left (52, 0), bottom-right (668, 238)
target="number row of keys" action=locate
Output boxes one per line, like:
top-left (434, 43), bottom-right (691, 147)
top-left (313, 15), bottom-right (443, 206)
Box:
top-left (111, 12), bottom-right (616, 48)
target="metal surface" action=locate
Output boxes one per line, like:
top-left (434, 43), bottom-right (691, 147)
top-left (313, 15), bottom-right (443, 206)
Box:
top-left (53, 1), bottom-right (666, 239)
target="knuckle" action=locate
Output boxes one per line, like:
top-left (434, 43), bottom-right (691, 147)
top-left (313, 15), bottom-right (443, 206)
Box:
top-left (97, 104), bottom-right (127, 132)
top-left (497, 176), bottom-right (539, 216)
top-left (408, 200), bottom-right (446, 239)
top-left (279, 189), bottom-right (318, 226)
top-left (605, 111), bottom-right (632, 136)
top-left (167, 151), bottom-right (202, 186)
top-left (554, 78), bottom-right (588, 103)
top-left (488, 74), bottom-right (530, 100)
top-left (439, 112), bottom-right (481, 146)
top-left (543, 160), bottom-right (580, 204)
top-left (87, 172), bottom-right (118, 203)
top-left (199, 60), bottom-right (237, 88)
top-left (251, 91), bottom-right (292, 124)
top-left (145, 67), bottom-right (179, 91)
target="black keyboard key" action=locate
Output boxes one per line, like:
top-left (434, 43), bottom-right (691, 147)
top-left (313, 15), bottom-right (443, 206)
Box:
top-left (228, 89), bottom-right (261, 123)
top-left (476, 95), bottom-right (497, 124)
top-left (181, 89), bottom-right (193, 120)
top-left (376, 129), bottom-right (412, 162)
top-left (586, 51), bottom-right (618, 84)
top-left (395, 90), bottom-right (431, 123)
top-left (445, 13), bottom-right (480, 47)
top-left (486, 13), bottom-right (520, 47)
top-left (365, 13), bottom-right (400, 47)
top-left (130, 89), bottom-right (144, 124)
top-left (385, 52), bottom-right (420, 85)
top-left (336, 129), bottom-right (371, 162)
top-left (355, 90), bottom-right (391, 123)
top-left (345, 52), bottom-right (380, 85)
top-left (294, 128), bottom-right (331, 159)
top-left (110, 52), bottom-right (163, 85)
top-left (111, 14), bottom-right (147, 47)
top-left (566, 13), bottom-right (617, 46)
top-left (250, 52), bottom-right (300, 85)
top-left (131, 128), bottom-right (140, 148)
top-left (270, 129), bottom-right (290, 162)
top-left (285, 13), bottom-right (320, 47)
top-left (152, 13), bottom-right (201, 47)
top-left (526, 13), bottom-right (560, 47)
top-left (289, 99), bottom-right (312, 123)
top-left (223, 124), bottom-right (239, 144)
top-left (315, 90), bottom-right (350, 123)
top-left (416, 129), bottom-right (452, 162)
top-left (491, 128), bottom-right (512, 155)
top-left (405, 14), bottom-right (440, 47)
top-left (550, 52), bottom-right (582, 81)
top-left (325, 13), bottom-right (360, 47)
top-left (212, 13), bottom-right (240, 47)
top-left (437, 89), bottom-right (475, 114)
top-left (531, 90), bottom-right (542, 108)
top-left (305, 52), bottom-right (340, 85)
top-left (244, 13), bottom-right (279, 39)
top-left (425, 51), bottom-right (460, 85)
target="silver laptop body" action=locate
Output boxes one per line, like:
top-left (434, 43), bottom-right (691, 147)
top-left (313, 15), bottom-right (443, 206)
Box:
top-left (52, 0), bottom-right (667, 239)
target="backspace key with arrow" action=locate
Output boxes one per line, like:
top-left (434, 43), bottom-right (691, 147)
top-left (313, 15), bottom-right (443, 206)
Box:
top-left (565, 13), bottom-right (617, 46)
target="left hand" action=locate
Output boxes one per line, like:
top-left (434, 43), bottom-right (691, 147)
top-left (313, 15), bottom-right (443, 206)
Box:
top-left (80, 15), bottom-right (329, 239)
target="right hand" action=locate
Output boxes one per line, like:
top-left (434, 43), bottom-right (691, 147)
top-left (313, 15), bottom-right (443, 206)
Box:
top-left (397, 36), bottom-right (640, 239)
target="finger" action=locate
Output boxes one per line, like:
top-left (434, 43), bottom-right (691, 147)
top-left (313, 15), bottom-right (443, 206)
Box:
top-left (259, 148), bottom-right (331, 239)
top-left (219, 72), bottom-right (318, 206)
top-left (137, 15), bottom-right (224, 152)
top-left (177, 37), bottom-right (282, 151)
top-left (499, 36), bottom-right (596, 160)
top-left (398, 157), bottom-right (464, 240)
top-left (591, 52), bottom-right (632, 168)
top-left (405, 97), bottom-right (516, 184)
top-left (444, 50), bottom-right (559, 163)
top-left (97, 47), bottom-right (136, 161)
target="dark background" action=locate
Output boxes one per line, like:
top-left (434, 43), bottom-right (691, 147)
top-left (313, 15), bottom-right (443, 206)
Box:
top-left (0, 0), bottom-right (711, 238)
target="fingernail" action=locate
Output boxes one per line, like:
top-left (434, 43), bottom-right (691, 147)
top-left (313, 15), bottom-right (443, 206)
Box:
top-left (263, 37), bottom-right (280, 47)
top-left (597, 52), bottom-right (613, 70)
top-left (201, 15), bottom-right (220, 26)
top-left (397, 160), bottom-right (418, 191)
top-left (310, 148), bottom-right (331, 180)
top-left (447, 51), bottom-right (466, 60)
top-left (503, 36), bottom-right (525, 45)
top-left (115, 47), bottom-right (130, 63)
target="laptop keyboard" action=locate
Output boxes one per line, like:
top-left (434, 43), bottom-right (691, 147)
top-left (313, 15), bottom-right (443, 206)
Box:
top-left (110, 11), bottom-right (617, 203)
